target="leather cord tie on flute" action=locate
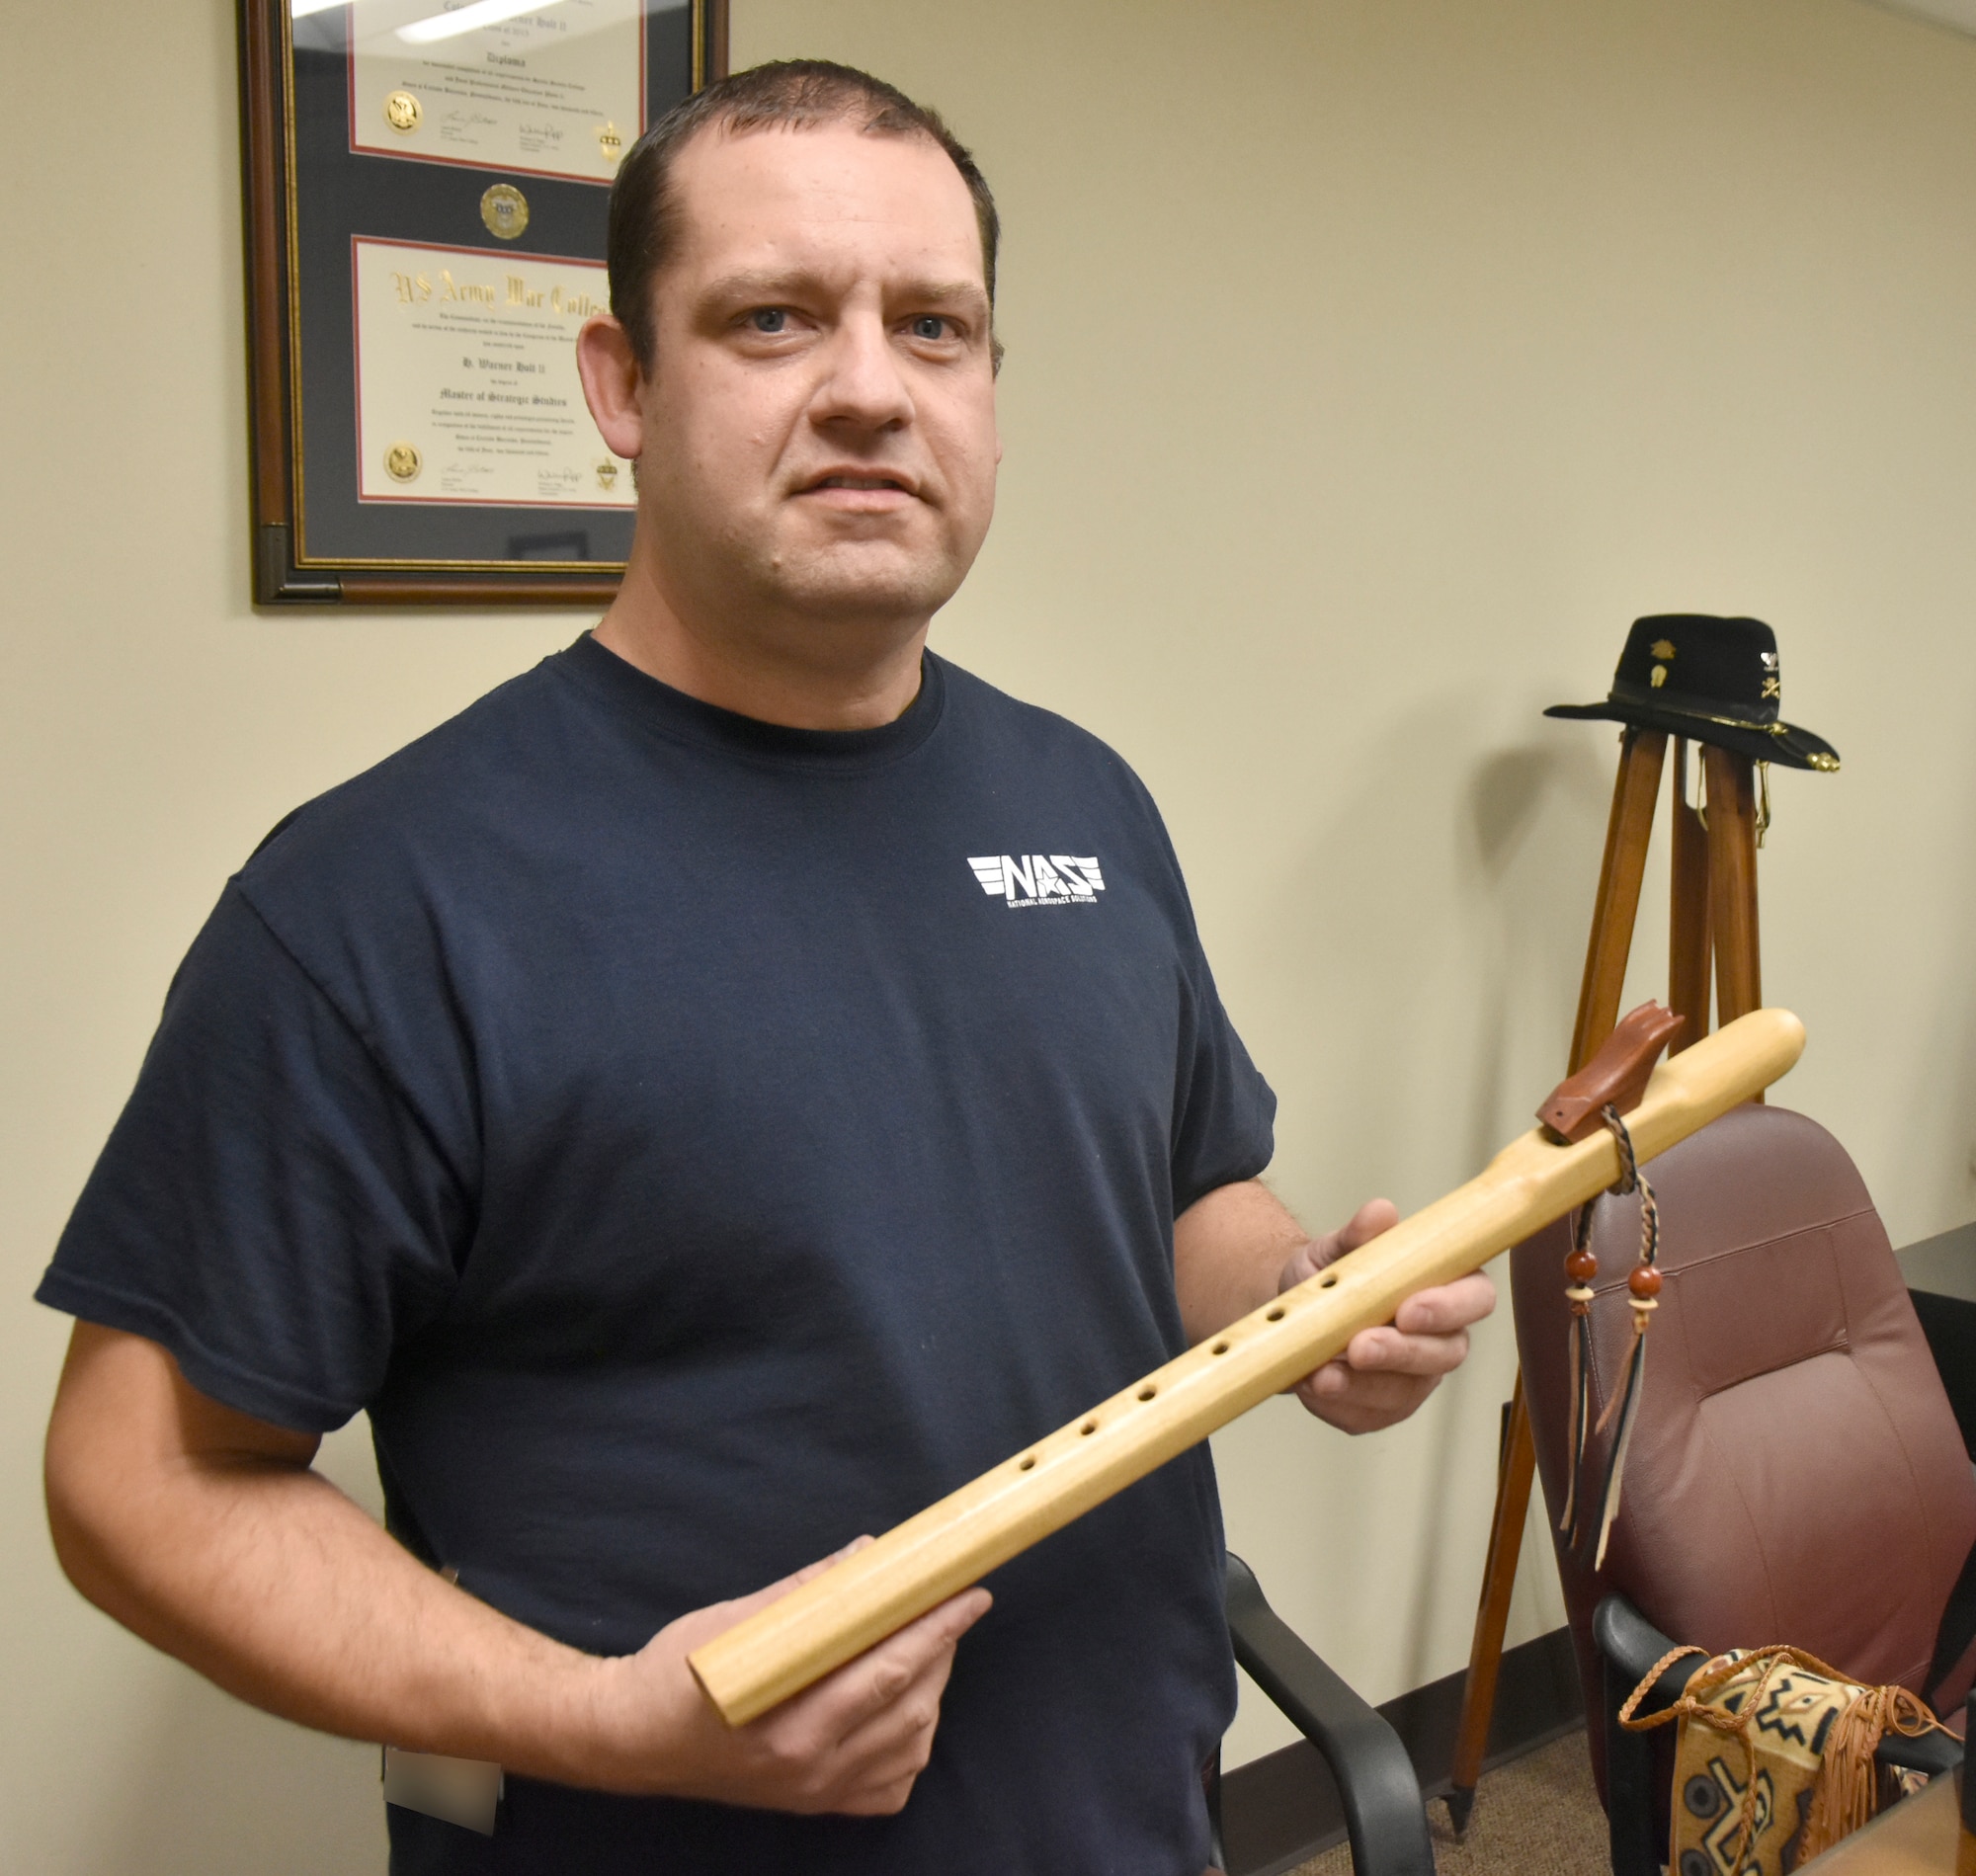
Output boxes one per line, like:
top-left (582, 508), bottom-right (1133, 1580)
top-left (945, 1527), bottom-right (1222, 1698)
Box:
top-left (1558, 1103), bottom-right (1661, 1568)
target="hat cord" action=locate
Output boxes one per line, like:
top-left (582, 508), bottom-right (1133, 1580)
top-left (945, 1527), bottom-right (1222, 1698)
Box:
top-left (1687, 755), bottom-right (1771, 849)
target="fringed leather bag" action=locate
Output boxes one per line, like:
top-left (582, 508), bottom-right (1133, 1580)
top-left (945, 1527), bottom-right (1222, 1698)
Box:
top-left (1619, 1645), bottom-right (1945, 1875)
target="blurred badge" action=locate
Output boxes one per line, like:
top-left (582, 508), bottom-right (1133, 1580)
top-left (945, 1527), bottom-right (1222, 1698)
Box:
top-left (382, 1747), bottom-right (502, 1836)
top-left (384, 90), bottom-right (422, 134)
top-left (383, 442), bottom-right (422, 484)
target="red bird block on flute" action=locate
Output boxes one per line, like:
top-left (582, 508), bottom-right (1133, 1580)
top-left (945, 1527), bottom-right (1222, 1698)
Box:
top-left (1536, 1002), bottom-right (1687, 1144)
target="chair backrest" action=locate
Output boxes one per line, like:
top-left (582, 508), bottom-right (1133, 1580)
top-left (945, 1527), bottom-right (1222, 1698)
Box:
top-left (1511, 1103), bottom-right (1976, 1759)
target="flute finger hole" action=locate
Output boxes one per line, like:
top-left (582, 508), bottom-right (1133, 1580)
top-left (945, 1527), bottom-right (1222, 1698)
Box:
top-left (1137, 1385), bottom-right (1156, 1402)
top-left (1320, 1274), bottom-right (1339, 1288)
top-left (1019, 1456), bottom-right (1036, 1470)
top-left (1080, 1420), bottom-right (1098, 1435)
top-left (1266, 1306), bottom-right (1285, 1322)
top-left (1210, 1341), bottom-right (1229, 1354)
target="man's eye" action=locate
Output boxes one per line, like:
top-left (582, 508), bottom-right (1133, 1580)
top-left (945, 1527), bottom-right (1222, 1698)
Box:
top-left (910, 315), bottom-right (950, 341)
top-left (749, 308), bottom-right (788, 334)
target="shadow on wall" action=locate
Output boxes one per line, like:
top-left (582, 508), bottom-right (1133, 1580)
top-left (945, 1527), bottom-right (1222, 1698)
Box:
top-left (50, 1418), bottom-right (390, 1876)
top-left (1255, 700), bottom-right (1613, 1212)
top-left (1395, 730), bottom-right (1612, 1683)
top-left (1460, 735), bottom-right (1614, 1161)
top-left (1240, 699), bottom-right (1613, 1691)
top-left (63, 1673), bottom-right (384, 1876)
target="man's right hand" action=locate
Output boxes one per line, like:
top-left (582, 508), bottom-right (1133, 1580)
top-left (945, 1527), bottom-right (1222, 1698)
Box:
top-left (588, 1549), bottom-right (991, 1814)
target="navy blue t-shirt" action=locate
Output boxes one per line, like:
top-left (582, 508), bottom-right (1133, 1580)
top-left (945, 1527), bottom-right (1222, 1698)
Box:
top-left (40, 635), bottom-right (1276, 1875)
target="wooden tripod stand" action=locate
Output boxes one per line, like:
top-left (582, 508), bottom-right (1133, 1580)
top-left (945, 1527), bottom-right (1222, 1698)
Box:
top-left (1441, 726), bottom-right (1766, 1833)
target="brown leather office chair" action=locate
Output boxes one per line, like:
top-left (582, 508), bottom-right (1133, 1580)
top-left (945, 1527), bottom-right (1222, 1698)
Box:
top-left (1509, 1103), bottom-right (1976, 1868)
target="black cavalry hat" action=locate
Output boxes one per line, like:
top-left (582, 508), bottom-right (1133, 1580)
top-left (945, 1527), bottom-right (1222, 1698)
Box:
top-left (1545, 614), bottom-right (1840, 773)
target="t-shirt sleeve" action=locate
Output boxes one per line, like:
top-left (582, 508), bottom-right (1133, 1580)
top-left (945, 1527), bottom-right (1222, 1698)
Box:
top-left (1169, 951), bottom-right (1277, 1216)
top-left (36, 883), bottom-right (469, 1432)
top-left (1096, 749), bottom-right (1276, 1215)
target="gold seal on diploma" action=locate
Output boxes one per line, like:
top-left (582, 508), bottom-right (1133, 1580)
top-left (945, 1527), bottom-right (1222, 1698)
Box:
top-left (596, 121), bottom-right (624, 167)
top-left (480, 184), bottom-right (530, 241)
top-left (383, 442), bottom-right (422, 483)
top-left (596, 459), bottom-right (618, 490)
top-left (384, 90), bottom-right (422, 134)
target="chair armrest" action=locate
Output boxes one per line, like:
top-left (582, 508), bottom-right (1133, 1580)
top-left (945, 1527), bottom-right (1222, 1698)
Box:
top-left (1224, 1554), bottom-right (1435, 1876)
top-left (1595, 1593), bottom-right (1696, 1876)
top-left (1965, 1690), bottom-right (1975, 1833)
top-left (1594, 1593), bottom-right (1700, 1715)
top-left (1877, 1725), bottom-right (1962, 1777)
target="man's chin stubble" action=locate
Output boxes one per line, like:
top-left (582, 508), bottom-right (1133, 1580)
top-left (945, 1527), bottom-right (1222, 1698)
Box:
top-left (747, 540), bottom-right (965, 625)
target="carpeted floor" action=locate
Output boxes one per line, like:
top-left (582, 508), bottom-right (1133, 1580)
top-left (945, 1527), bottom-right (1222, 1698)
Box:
top-left (1288, 1730), bottom-right (1610, 1876)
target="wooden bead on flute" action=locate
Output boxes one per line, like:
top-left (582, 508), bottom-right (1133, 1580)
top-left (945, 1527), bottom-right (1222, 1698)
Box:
top-left (688, 1007), bottom-right (1808, 1727)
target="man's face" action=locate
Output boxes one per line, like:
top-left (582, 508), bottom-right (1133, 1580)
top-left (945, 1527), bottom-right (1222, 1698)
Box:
top-left (629, 122), bottom-right (1000, 632)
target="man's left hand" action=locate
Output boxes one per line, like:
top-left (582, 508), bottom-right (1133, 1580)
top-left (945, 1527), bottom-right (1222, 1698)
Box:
top-left (1277, 1199), bottom-right (1497, 1435)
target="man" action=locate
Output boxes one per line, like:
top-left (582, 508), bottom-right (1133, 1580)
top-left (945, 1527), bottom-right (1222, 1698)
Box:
top-left (40, 62), bottom-right (1492, 1874)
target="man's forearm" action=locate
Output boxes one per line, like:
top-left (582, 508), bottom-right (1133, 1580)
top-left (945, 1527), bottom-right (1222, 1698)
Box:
top-left (45, 1324), bottom-right (611, 1784)
top-left (1172, 1179), bottom-right (1309, 1344)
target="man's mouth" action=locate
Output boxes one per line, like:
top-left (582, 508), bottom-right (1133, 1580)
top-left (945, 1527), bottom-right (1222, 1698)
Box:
top-left (797, 469), bottom-right (921, 502)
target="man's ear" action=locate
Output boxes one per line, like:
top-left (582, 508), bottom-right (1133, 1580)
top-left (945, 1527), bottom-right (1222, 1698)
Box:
top-left (576, 314), bottom-right (646, 460)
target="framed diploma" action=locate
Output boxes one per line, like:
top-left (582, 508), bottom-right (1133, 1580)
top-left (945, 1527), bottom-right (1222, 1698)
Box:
top-left (240, 0), bottom-right (727, 605)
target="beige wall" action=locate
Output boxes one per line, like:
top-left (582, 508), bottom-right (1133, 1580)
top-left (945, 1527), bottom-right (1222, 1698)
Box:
top-left (7, 0), bottom-right (1976, 1863)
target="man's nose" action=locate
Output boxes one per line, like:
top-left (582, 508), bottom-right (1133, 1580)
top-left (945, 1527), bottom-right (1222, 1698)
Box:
top-left (810, 312), bottom-right (914, 432)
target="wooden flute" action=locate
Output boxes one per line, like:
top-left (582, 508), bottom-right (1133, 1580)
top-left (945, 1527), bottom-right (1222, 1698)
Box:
top-left (689, 1006), bottom-right (1806, 1726)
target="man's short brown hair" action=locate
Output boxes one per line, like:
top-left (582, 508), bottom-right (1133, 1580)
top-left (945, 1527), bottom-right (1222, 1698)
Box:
top-left (607, 60), bottom-right (1002, 374)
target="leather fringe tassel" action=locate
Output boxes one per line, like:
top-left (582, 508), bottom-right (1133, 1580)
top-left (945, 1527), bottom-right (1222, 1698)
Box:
top-left (1799, 1678), bottom-right (1939, 1859)
top-left (1586, 1304), bottom-right (1649, 1569)
top-left (1557, 1207), bottom-right (1596, 1542)
top-left (1561, 1104), bottom-right (1661, 1566)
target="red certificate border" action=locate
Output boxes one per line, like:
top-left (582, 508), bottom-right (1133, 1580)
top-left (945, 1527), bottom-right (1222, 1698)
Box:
top-left (345, 2), bottom-right (649, 186)
top-left (350, 233), bottom-right (631, 511)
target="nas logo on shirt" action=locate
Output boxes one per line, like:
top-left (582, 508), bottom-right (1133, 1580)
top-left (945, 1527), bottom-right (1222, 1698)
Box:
top-left (966, 854), bottom-right (1106, 909)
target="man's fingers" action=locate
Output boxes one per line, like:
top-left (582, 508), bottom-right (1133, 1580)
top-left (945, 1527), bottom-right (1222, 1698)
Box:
top-left (1344, 1323), bottom-right (1471, 1376)
top-left (1306, 1273), bottom-right (1493, 1379)
top-left (1289, 1271), bottom-right (1492, 1435)
top-left (1335, 1196), bottom-right (1399, 1254)
top-left (1279, 1197), bottom-right (1400, 1292)
top-left (891, 1586), bottom-right (992, 1658)
top-left (715, 1534), bottom-right (874, 1626)
top-left (1294, 1359), bottom-right (1442, 1428)
top-left (828, 1634), bottom-right (955, 1765)
top-left (1391, 1271), bottom-right (1496, 1337)
top-left (793, 1586), bottom-right (991, 1739)
top-left (1301, 1360), bottom-right (1433, 1408)
top-left (1303, 1359), bottom-right (1352, 1400)
top-left (629, 1563), bottom-right (982, 1816)
top-left (835, 1771), bottom-right (922, 1817)
top-left (757, 1586), bottom-right (985, 1810)
top-left (664, 1535), bottom-right (888, 1660)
